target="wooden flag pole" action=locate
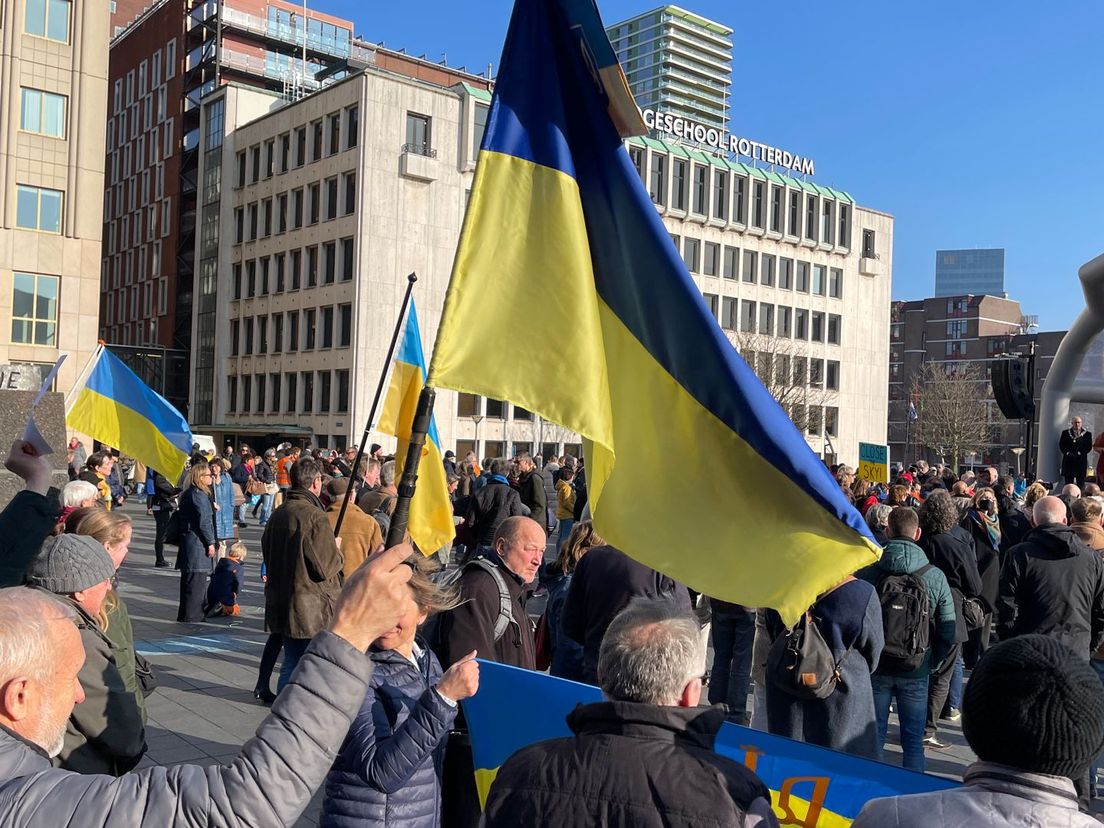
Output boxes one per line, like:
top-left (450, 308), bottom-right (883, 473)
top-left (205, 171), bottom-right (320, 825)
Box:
top-left (386, 385), bottom-right (436, 549)
top-left (332, 272), bottom-right (417, 538)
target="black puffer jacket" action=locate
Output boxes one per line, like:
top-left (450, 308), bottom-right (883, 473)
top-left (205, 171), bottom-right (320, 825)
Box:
top-left (562, 545), bottom-right (691, 683)
top-left (997, 524), bottom-right (1104, 658)
top-left (465, 480), bottom-right (525, 547)
top-left (321, 643), bottom-right (455, 827)
top-left (920, 526), bottom-right (984, 642)
top-left (483, 702), bottom-right (779, 827)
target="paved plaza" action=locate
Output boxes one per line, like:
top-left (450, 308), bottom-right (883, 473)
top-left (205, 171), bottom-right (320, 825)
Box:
top-left (116, 500), bottom-right (977, 825)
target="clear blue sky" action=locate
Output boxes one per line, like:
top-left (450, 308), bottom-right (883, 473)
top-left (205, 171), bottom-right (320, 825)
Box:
top-left (330, 0), bottom-right (1104, 332)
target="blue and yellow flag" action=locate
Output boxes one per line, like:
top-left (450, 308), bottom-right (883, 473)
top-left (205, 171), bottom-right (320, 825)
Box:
top-left (66, 347), bottom-right (193, 480)
top-left (428, 0), bottom-right (880, 621)
top-left (378, 301), bottom-right (455, 554)
top-left (464, 661), bottom-right (956, 823)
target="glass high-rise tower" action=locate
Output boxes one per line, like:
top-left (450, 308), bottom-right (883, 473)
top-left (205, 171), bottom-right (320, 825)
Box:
top-left (606, 5), bottom-right (733, 132)
top-left (934, 248), bottom-right (1006, 298)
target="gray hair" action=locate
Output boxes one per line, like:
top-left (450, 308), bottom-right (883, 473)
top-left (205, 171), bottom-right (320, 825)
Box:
top-left (1033, 495), bottom-right (1068, 527)
top-left (0, 588), bottom-right (76, 685)
top-left (61, 480), bottom-right (99, 508)
top-left (597, 598), bottom-right (704, 705)
top-left (379, 460), bottom-right (397, 487)
top-left (865, 503), bottom-right (893, 533)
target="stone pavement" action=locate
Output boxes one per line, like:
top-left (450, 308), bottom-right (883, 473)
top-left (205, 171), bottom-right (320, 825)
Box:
top-left (115, 498), bottom-right (981, 826)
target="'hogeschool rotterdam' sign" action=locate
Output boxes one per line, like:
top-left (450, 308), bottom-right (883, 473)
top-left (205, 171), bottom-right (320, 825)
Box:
top-left (643, 108), bottom-right (816, 176)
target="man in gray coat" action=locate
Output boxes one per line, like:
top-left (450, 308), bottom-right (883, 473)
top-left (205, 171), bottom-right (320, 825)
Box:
top-left (0, 543), bottom-right (414, 827)
top-left (853, 635), bottom-right (1104, 827)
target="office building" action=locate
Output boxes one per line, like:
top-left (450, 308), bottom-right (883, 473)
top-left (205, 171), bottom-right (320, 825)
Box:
top-left (0, 0), bottom-right (109, 394)
top-left (934, 247), bottom-right (1005, 298)
top-left (103, 0), bottom-right (490, 415)
top-left (626, 136), bottom-right (893, 464)
top-left (606, 5), bottom-right (732, 133)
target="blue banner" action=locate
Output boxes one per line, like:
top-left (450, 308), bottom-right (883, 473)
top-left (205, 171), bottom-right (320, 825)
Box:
top-left (463, 661), bottom-right (956, 826)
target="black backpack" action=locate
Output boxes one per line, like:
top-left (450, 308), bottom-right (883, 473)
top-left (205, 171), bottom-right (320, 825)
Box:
top-left (766, 609), bottom-right (851, 700)
top-left (875, 565), bottom-right (933, 672)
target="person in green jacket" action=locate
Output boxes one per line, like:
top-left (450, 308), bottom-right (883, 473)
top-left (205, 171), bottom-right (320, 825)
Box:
top-left (857, 505), bottom-right (956, 773)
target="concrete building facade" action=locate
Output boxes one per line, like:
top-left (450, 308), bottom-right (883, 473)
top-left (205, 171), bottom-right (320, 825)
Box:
top-left (606, 5), bottom-right (732, 133)
top-left (0, 0), bottom-right (108, 394)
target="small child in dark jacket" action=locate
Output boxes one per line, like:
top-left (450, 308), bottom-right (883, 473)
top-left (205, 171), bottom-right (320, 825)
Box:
top-left (205, 542), bottom-right (246, 617)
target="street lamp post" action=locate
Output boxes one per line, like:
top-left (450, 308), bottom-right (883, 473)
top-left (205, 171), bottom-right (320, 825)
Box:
top-left (472, 414), bottom-right (483, 459)
top-left (1011, 446), bottom-right (1026, 476)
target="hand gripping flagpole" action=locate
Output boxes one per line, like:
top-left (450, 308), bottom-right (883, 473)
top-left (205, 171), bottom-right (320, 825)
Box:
top-left (332, 272), bottom-right (418, 538)
top-left (385, 385), bottom-right (436, 549)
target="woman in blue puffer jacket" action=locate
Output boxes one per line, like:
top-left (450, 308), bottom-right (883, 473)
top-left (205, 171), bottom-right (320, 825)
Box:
top-left (321, 557), bottom-right (480, 827)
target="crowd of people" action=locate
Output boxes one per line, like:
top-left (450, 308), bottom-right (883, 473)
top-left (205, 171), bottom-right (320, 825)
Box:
top-left (3, 433), bottom-right (1104, 827)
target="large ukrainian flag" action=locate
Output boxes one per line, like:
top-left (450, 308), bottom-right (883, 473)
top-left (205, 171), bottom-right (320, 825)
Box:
top-left (429, 0), bottom-right (880, 622)
top-left (66, 347), bottom-right (193, 480)
top-left (378, 301), bottom-right (455, 555)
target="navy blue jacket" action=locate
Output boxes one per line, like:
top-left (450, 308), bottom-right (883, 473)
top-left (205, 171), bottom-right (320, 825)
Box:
top-left (540, 567), bottom-right (584, 682)
top-left (206, 558), bottom-right (243, 607)
top-left (176, 486), bottom-right (216, 572)
top-left (321, 642), bottom-right (456, 827)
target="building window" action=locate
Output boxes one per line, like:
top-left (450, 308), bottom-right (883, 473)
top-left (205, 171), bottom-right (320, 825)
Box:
top-left (471, 102), bottom-right (489, 155)
top-left (306, 246), bottom-right (318, 287)
top-left (243, 317), bottom-right (254, 355)
top-left (732, 176), bottom-right (747, 224)
top-left (15, 186), bottom-right (62, 233)
top-left (692, 165), bottom-right (707, 215)
top-left (308, 183), bottom-right (320, 224)
top-left (769, 186), bottom-right (783, 232)
top-left (304, 308), bottom-right (316, 349)
top-left (649, 153), bottom-right (666, 206)
top-left (723, 246), bottom-right (738, 280)
top-left (671, 159), bottom-right (687, 211)
top-left (682, 237), bottom-right (700, 273)
top-left (241, 376), bottom-right (252, 412)
top-left (821, 199), bottom-right (835, 245)
top-left (809, 359), bottom-right (824, 388)
top-left (285, 372), bottom-right (297, 413)
top-left (347, 105), bottom-right (359, 149)
top-left (405, 112), bottom-right (432, 155)
top-left (264, 139), bottom-right (275, 177)
top-left (629, 146), bottom-right (643, 179)
top-left (787, 190), bottom-right (800, 236)
top-left (302, 371), bottom-right (314, 413)
top-left (337, 369), bottom-right (349, 413)
top-left (796, 261), bottom-right (810, 293)
top-left (751, 181), bottom-right (765, 229)
top-left (826, 360), bottom-right (840, 390)
top-left (761, 254), bottom-right (775, 287)
top-left (323, 241), bottom-right (336, 284)
top-left (794, 308), bottom-right (808, 340)
top-left (712, 169), bottom-right (727, 220)
top-left (321, 306), bottom-right (334, 348)
top-left (280, 132), bottom-right (290, 171)
top-left (827, 314), bottom-right (841, 345)
top-left (328, 112), bottom-right (341, 155)
top-left (811, 264), bottom-right (827, 296)
top-left (862, 228), bottom-right (876, 258)
top-left (227, 376), bottom-right (237, 413)
top-left (343, 171), bottom-right (356, 214)
top-left (341, 237), bottom-right (354, 281)
top-left (11, 273), bottom-right (58, 346)
top-left (807, 405), bottom-right (822, 436)
top-left (255, 374), bottom-right (266, 413)
top-left (295, 126), bottom-right (307, 167)
top-left (703, 242), bottom-right (719, 277)
top-left (811, 311), bottom-right (825, 342)
top-left (339, 303), bottom-right (352, 346)
top-left (457, 393), bottom-right (480, 417)
top-left (325, 177), bottom-right (338, 220)
top-left (288, 310), bottom-right (299, 351)
top-left (290, 250), bottom-right (302, 290)
top-left (742, 250), bottom-right (757, 284)
top-left (721, 297), bottom-right (737, 331)
top-left (825, 406), bottom-right (839, 437)
top-left (273, 313), bottom-right (283, 351)
top-left (232, 264), bottom-right (241, 299)
top-left (805, 195), bottom-right (818, 241)
top-left (19, 89), bottom-right (66, 138)
top-left (777, 306), bottom-right (792, 338)
top-left (829, 268), bottom-right (843, 299)
top-left (292, 188), bottom-right (303, 229)
top-left (486, 398), bottom-right (505, 419)
top-left (779, 257), bottom-right (793, 290)
top-left (311, 119), bottom-right (323, 162)
top-left (838, 204), bottom-right (851, 248)
top-left (759, 303), bottom-right (774, 335)
top-left (269, 373), bottom-right (281, 413)
top-left (25, 0), bottom-right (70, 41)
top-left (277, 193), bottom-right (287, 233)
top-left (703, 292), bottom-right (719, 320)
top-left (740, 300), bottom-right (756, 333)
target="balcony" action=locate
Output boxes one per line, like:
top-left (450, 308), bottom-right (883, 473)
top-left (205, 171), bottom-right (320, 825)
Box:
top-left (400, 143), bottom-right (438, 182)
top-left (859, 254), bottom-right (882, 277)
top-left (219, 7), bottom-right (374, 67)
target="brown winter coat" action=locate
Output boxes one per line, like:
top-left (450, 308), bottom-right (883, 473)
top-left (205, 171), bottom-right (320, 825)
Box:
top-left (262, 488), bottom-right (344, 639)
top-left (325, 501), bottom-right (383, 578)
top-left (1072, 520), bottom-right (1104, 552)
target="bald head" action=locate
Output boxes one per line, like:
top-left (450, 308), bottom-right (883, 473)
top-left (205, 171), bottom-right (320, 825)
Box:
top-left (493, 516), bottom-right (547, 584)
top-left (1033, 496), bottom-right (1068, 528)
top-left (1062, 483), bottom-right (1082, 499)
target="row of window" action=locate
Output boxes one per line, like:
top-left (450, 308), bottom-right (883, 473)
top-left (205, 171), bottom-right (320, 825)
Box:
top-left (230, 305), bottom-right (352, 356)
top-left (232, 240), bottom-right (355, 298)
top-left (742, 350), bottom-right (841, 392)
top-left (792, 403), bottom-right (840, 437)
top-left (113, 41), bottom-right (176, 116)
top-left (235, 106), bottom-right (359, 187)
top-left (234, 173), bottom-right (356, 242)
top-left (107, 118), bottom-right (174, 195)
top-left (103, 276), bottom-right (168, 325)
top-left (631, 148), bottom-right (852, 248)
top-left (703, 294), bottom-right (843, 344)
top-left (679, 239), bottom-right (844, 298)
top-left (228, 370), bottom-right (350, 416)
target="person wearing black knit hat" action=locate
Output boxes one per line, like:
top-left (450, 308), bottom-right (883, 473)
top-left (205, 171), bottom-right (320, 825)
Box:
top-left (852, 634), bottom-right (1104, 827)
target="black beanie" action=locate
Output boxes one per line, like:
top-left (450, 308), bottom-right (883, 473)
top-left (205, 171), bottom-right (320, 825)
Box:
top-left (963, 634), bottom-right (1104, 780)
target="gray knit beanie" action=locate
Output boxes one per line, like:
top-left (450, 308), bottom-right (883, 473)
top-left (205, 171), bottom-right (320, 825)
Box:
top-left (963, 634), bottom-right (1104, 780)
top-left (27, 534), bottom-right (115, 595)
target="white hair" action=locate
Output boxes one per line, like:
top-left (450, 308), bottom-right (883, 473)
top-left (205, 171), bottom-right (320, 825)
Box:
top-left (598, 598), bottom-right (704, 705)
top-left (60, 480), bottom-right (99, 508)
top-left (0, 588), bottom-right (76, 685)
top-left (380, 460), bottom-right (397, 487)
top-left (1033, 496), bottom-right (1068, 527)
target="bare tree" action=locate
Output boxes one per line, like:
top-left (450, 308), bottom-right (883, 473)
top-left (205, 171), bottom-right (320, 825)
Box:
top-left (725, 331), bottom-right (834, 432)
top-left (911, 361), bottom-right (991, 470)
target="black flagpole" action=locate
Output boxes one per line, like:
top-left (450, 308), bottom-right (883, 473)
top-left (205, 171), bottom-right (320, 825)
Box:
top-left (386, 385), bottom-right (437, 549)
top-left (332, 272), bottom-right (417, 537)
